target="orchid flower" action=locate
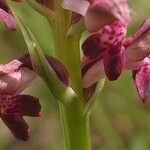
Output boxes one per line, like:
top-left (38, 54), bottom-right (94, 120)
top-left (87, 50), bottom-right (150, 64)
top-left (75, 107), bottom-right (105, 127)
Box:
top-left (82, 18), bottom-right (150, 102)
top-left (0, 53), bottom-right (69, 140)
top-left (62, 0), bottom-right (131, 32)
top-left (0, 58), bottom-right (40, 140)
top-left (0, 0), bottom-right (16, 29)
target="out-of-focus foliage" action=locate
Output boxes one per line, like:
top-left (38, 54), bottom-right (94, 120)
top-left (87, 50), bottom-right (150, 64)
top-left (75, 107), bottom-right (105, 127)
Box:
top-left (0, 0), bottom-right (149, 150)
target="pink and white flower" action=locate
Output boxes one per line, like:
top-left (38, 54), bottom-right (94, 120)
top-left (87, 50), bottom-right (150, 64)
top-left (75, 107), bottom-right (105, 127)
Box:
top-left (82, 18), bottom-right (150, 102)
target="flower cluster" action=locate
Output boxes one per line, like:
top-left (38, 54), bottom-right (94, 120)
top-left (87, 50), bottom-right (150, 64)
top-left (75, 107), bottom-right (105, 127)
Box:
top-left (0, 0), bottom-right (150, 141)
top-left (61, 0), bottom-right (150, 102)
top-left (82, 18), bottom-right (150, 102)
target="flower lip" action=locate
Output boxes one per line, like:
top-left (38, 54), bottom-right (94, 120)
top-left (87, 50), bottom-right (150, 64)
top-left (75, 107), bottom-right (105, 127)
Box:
top-left (0, 94), bottom-right (41, 141)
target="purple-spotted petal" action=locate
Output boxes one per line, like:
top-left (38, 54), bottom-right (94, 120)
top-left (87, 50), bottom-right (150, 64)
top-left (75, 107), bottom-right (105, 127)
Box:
top-left (97, 20), bottom-right (126, 48)
top-left (126, 18), bottom-right (150, 61)
top-left (82, 21), bottom-right (126, 59)
top-left (0, 94), bottom-right (41, 140)
top-left (1, 113), bottom-right (29, 141)
top-left (85, 0), bottom-right (131, 32)
top-left (103, 46), bottom-right (125, 80)
top-left (133, 64), bottom-right (150, 102)
top-left (82, 34), bottom-right (106, 59)
top-left (1, 95), bottom-right (41, 117)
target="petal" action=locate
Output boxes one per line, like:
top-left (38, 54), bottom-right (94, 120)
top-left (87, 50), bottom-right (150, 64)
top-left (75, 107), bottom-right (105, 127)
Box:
top-left (103, 46), bottom-right (125, 80)
top-left (62, 0), bottom-right (90, 15)
top-left (82, 57), bottom-right (105, 88)
top-left (125, 57), bottom-right (149, 70)
top-left (0, 59), bottom-right (22, 74)
top-left (82, 34), bottom-right (106, 59)
top-left (0, 9), bottom-right (16, 30)
top-left (0, 62), bottom-right (36, 95)
top-left (0, 71), bottom-right (22, 95)
top-left (97, 20), bottom-right (126, 48)
top-left (126, 18), bottom-right (150, 61)
top-left (15, 67), bottom-right (37, 94)
top-left (82, 21), bottom-right (126, 59)
top-left (15, 95), bottom-right (41, 117)
top-left (1, 113), bottom-right (29, 141)
top-left (85, 0), bottom-right (131, 32)
top-left (46, 55), bottom-right (69, 85)
top-left (3, 95), bottom-right (41, 117)
top-left (19, 54), bottom-right (69, 85)
top-left (133, 64), bottom-right (150, 102)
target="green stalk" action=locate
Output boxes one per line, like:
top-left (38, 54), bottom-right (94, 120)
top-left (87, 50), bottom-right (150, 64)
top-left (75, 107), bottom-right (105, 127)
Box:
top-left (53, 24), bottom-right (91, 150)
top-left (59, 101), bottom-right (91, 150)
top-left (51, 3), bottom-right (91, 150)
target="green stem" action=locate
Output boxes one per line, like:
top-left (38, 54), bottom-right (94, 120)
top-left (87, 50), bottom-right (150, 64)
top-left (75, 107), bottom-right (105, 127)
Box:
top-left (53, 27), bottom-right (91, 150)
top-left (59, 101), bottom-right (91, 150)
top-left (50, 6), bottom-right (91, 150)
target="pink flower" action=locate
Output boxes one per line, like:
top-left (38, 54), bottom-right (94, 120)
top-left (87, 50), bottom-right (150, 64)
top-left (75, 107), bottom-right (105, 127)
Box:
top-left (0, 0), bottom-right (16, 29)
top-left (62, 0), bottom-right (131, 32)
top-left (82, 18), bottom-right (150, 102)
top-left (0, 53), bottom-right (69, 140)
top-left (0, 58), bottom-right (40, 140)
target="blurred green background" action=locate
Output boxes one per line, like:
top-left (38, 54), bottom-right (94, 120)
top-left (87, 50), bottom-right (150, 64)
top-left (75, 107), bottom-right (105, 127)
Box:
top-left (0, 0), bottom-right (150, 150)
